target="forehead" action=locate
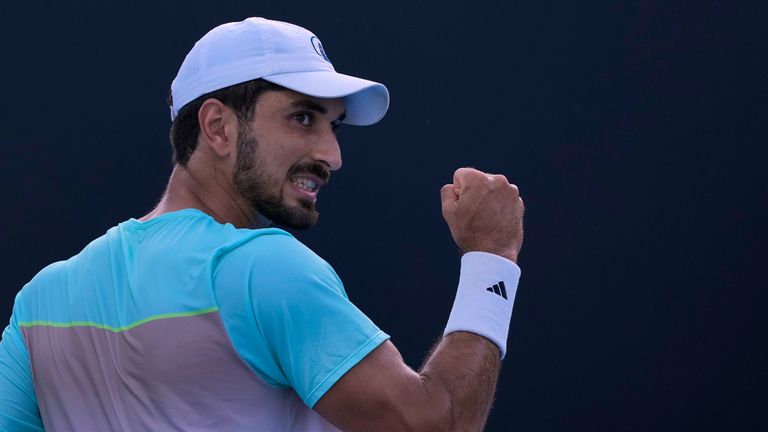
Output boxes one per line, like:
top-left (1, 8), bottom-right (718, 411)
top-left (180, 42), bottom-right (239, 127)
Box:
top-left (257, 88), bottom-right (346, 117)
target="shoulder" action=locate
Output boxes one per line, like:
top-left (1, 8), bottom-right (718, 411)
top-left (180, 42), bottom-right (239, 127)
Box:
top-left (215, 229), bottom-right (345, 299)
top-left (12, 260), bottom-right (67, 322)
top-left (220, 229), bottom-right (338, 277)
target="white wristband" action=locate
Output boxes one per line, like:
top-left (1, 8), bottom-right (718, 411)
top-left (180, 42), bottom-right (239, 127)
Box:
top-left (444, 251), bottom-right (521, 358)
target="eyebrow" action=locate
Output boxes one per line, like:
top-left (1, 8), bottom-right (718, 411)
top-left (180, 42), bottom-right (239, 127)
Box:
top-left (291, 99), bottom-right (347, 122)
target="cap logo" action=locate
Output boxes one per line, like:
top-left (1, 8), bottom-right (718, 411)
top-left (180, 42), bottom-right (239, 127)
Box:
top-left (310, 36), bottom-right (330, 62)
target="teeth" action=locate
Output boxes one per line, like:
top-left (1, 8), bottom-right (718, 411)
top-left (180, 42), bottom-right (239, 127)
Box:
top-left (292, 178), bottom-right (318, 192)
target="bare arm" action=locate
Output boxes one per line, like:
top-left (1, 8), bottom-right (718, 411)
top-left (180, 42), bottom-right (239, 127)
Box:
top-left (316, 168), bottom-right (524, 431)
top-left (315, 332), bottom-right (501, 432)
top-left (420, 332), bottom-right (502, 430)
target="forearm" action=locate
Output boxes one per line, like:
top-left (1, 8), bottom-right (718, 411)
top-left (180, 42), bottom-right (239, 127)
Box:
top-left (317, 170), bottom-right (524, 431)
top-left (418, 331), bottom-right (501, 431)
top-left (409, 250), bottom-right (519, 430)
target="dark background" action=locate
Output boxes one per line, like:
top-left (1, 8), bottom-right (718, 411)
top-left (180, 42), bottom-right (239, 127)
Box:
top-left (1, 1), bottom-right (766, 430)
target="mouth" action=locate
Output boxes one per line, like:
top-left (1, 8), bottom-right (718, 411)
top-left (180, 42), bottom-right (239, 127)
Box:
top-left (286, 161), bottom-right (331, 205)
top-left (289, 174), bottom-right (326, 203)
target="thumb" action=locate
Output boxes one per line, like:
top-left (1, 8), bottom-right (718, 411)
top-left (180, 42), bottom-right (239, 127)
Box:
top-left (440, 184), bottom-right (458, 205)
top-left (440, 184), bottom-right (458, 218)
top-left (440, 184), bottom-right (460, 217)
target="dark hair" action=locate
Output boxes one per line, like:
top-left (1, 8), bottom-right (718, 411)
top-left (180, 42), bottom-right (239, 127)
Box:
top-left (168, 79), bottom-right (284, 166)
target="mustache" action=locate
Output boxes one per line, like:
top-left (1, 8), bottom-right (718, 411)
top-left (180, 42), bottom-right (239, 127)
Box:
top-left (289, 162), bottom-right (331, 184)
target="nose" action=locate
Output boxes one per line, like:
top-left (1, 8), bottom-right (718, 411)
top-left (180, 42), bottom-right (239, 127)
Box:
top-left (314, 130), bottom-right (343, 171)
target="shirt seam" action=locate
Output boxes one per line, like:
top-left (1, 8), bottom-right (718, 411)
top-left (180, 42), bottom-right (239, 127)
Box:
top-left (17, 307), bottom-right (219, 333)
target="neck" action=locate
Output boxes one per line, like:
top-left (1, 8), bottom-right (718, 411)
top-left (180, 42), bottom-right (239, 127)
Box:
top-left (141, 163), bottom-right (261, 229)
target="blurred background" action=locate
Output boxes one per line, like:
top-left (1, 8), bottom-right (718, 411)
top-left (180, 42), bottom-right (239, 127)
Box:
top-left (1, 1), bottom-right (765, 430)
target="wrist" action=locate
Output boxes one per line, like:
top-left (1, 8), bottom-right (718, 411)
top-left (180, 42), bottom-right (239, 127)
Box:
top-left (444, 252), bottom-right (521, 358)
top-left (461, 247), bottom-right (520, 264)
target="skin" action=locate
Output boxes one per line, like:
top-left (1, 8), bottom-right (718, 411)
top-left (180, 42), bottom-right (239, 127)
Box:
top-left (316, 168), bottom-right (524, 432)
top-left (142, 89), bottom-right (344, 228)
top-left (143, 88), bottom-right (525, 431)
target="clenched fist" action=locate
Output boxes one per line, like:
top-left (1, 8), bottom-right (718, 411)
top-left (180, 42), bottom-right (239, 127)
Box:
top-left (441, 168), bottom-right (524, 263)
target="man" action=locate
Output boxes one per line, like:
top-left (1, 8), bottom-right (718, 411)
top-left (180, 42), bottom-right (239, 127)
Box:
top-left (0, 17), bottom-right (524, 431)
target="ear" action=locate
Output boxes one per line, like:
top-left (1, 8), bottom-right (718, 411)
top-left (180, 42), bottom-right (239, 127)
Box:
top-left (197, 98), bottom-right (239, 158)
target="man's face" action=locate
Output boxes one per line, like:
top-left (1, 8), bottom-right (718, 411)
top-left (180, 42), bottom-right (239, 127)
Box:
top-left (233, 89), bottom-right (345, 229)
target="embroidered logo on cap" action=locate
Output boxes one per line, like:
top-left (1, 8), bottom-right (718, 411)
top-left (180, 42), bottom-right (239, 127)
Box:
top-left (310, 36), bottom-right (330, 62)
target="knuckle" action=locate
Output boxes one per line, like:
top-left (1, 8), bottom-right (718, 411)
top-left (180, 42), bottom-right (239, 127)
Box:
top-left (458, 168), bottom-right (485, 185)
top-left (492, 174), bottom-right (509, 184)
top-left (454, 167), bottom-right (474, 177)
top-left (489, 175), bottom-right (508, 188)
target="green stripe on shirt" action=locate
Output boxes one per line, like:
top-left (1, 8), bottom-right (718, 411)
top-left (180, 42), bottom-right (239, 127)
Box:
top-left (18, 306), bottom-right (219, 333)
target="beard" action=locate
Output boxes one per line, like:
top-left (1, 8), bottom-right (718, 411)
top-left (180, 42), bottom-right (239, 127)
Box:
top-left (232, 127), bottom-right (328, 230)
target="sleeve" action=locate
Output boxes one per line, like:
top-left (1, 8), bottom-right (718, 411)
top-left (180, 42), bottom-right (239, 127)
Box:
top-left (213, 232), bottom-right (390, 408)
top-left (0, 304), bottom-right (44, 432)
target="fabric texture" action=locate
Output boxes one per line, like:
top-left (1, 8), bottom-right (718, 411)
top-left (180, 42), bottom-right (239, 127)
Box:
top-left (170, 17), bottom-right (389, 126)
top-left (443, 251), bottom-right (521, 359)
top-left (0, 209), bottom-right (388, 431)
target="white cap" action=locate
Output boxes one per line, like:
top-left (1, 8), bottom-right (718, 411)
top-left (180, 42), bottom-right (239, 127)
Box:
top-left (170, 17), bottom-right (390, 126)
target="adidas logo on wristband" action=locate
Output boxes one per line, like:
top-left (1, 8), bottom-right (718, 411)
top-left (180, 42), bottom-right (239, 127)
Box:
top-left (445, 252), bottom-right (520, 358)
top-left (485, 281), bottom-right (508, 300)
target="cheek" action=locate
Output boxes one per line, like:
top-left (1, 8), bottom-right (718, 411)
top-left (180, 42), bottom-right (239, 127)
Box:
top-left (251, 127), bottom-right (307, 177)
top-left (273, 144), bottom-right (306, 173)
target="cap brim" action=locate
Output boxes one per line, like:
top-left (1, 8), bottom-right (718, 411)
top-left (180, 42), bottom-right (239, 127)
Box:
top-left (263, 71), bottom-right (389, 126)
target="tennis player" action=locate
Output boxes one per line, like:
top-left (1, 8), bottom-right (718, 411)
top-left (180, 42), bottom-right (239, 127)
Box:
top-left (0, 17), bottom-right (524, 431)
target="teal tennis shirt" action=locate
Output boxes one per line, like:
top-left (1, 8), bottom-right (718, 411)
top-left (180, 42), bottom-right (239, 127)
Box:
top-left (0, 209), bottom-right (389, 431)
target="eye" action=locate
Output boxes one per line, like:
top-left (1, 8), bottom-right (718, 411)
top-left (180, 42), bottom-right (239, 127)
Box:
top-left (331, 119), bottom-right (342, 133)
top-left (294, 112), bottom-right (313, 126)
